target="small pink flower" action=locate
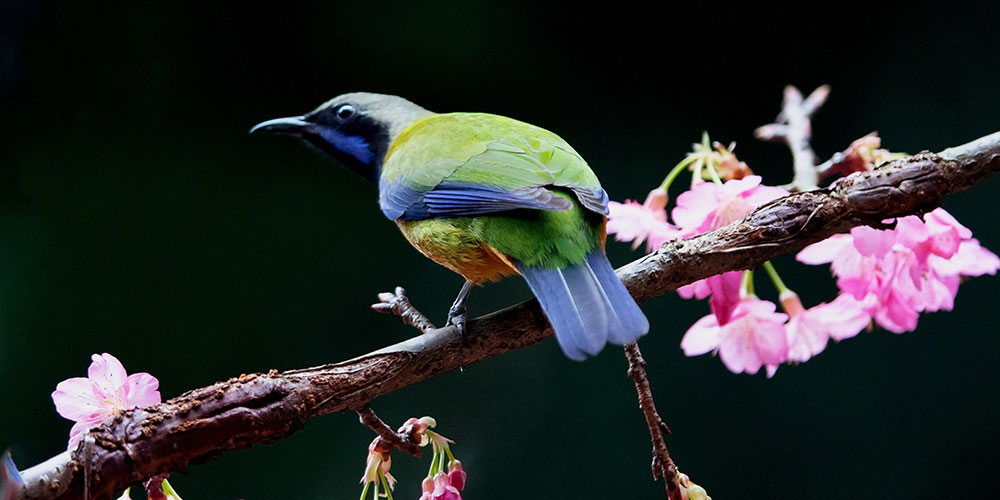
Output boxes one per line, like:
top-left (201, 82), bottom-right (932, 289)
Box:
top-left (51, 353), bottom-right (161, 450)
top-left (398, 416), bottom-right (437, 446)
top-left (672, 176), bottom-right (788, 237)
top-left (681, 298), bottom-right (789, 376)
top-left (643, 187), bottom-right (669, 211)
top-left (677, 271), bottom-right (744, 325)
top-left (782, 292), bottom-right (871, 362)
top-left (607, 199), bottom-right (680, 252)
top-left (361, 437), bottom-right (394, 489)
top-left (671, 177), bottom-right (787, 319)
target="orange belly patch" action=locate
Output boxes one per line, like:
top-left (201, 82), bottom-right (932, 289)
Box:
top-left (396, 219), bottom-right (519, 284)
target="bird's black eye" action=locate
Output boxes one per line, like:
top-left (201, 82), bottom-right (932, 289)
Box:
top-left (335, 104), bottom-right (356, 121)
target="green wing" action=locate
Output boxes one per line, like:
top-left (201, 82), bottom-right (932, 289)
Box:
top-left (378, 113), bottom-right (608, 221)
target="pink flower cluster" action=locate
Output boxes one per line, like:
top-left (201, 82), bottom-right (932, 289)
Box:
top-left (681, 291), bottom-right (874, 377)
top-left (608, 164), bottom-right (999, 376)
top-left (798, 208), bottom-right (999, 333)
top-left (51, 353), bottom-right (161, 450)
top-left (611, 176), bottom-right (788, 326)
top-left (608, 175), bottom-right (787, 254)
top-left (358, 416), bottom-right (466, 500)
top-left (419, 462), bottom-right (466, 500)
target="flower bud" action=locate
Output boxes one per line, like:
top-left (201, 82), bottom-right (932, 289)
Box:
top-left (447, 460), bottom-right (466, 491)
top-left (643, 187), bottom-right (669, 211)
top-left (779, 290), bottom-right (804, 317)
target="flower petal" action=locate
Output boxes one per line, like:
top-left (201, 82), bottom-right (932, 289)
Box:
top-left (680, 315), bottom-right (722, 356)
top-left (707, 271), bottom-right (743, 326)
top-left (796, 234), bottom-right (853, 265)
top-left (88, 353), bottom-right (129, 405)
top-left (52, 377), bottom-right (105, 422)
top-left (677, 279), bottom-right (711, 300)
top-left (125, 372), bottom-right (161, 408)
top-left (66, 420), bottom-right (94, 451)
top-left (815, 294), bottom-right (871, 341)
top-left (851, 225), bottom-right (896, 257)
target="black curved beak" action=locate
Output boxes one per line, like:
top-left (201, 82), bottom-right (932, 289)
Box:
top-left (249, 116), bottom-right (314, 136)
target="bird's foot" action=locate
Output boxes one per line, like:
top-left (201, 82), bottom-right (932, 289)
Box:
top-left (445, 281), bottom-right (473, 335)
top-left (371, 286), bottom-right (437, 334)
top-left (445, 304), bottom-right (467, 335)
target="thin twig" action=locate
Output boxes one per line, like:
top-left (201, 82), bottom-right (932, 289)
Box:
top-left (624, 343), bottom-right (682, 500)
top-left (755, 85), bottom-right (830, 191)
top-left (356, 405), bottom-right (421, 457)
top-left (14, 130), bottom-right (1000, 500)
top-left (371, 286), bottom-right (437, 334)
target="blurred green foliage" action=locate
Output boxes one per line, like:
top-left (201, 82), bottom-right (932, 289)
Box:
top-left (1, 2), bottom-right (998, 499)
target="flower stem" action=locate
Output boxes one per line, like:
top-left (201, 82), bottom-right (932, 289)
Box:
top-left (379, 470), bottom-right (395, 500)
top-left (741, 270), bottom-right (755, 297)
top-left (660, 155), bottom-right (698, 191)
top-left (762, 261), bottom-right (789, 295)
top-left (428, 448), bottom-right (439, 476)
top-left (706, 159), bottom-right (724, 185)
top-left (690, 157), bottom-right (704, 187)
top-left (359, 481), bottom-right (370, 500)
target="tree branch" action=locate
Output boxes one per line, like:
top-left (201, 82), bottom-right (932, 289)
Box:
top-left (624, 343), bottom-right (682, 500)
top-left (16, 130), bottom-right (1000, 500)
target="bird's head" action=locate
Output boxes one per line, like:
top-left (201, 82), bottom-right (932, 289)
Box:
top-left (250, 92), bottom-right (432, 182)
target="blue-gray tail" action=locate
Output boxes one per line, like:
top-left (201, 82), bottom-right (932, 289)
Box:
top-left (517, 250), bottom-right (649, 360)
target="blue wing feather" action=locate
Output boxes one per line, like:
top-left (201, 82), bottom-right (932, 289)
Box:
top-left (379, 180), bottom-right (573, 220)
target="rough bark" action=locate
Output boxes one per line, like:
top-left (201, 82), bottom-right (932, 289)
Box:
top-left (16, 130), bottom-right (1000, 500)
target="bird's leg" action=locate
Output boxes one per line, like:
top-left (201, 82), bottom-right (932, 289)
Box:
top-left (446, 281), bottom-right (473, 334)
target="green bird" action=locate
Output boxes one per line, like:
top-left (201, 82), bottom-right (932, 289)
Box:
top-left (251, 93), bottom-right (648, 360)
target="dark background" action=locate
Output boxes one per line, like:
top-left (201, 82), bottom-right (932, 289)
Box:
top-left (2, 2), bottom-right (999, 499)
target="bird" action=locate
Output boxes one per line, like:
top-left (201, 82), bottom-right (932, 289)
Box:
top-left (251, 93), bottom-right (648, 360)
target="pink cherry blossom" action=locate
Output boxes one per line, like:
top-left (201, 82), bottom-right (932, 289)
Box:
top-left (51, 353), bottom-right (161, 450)
top-left (797, 208), bottom-right (999, 334)
top-left (671, 176), bottom-right (788, 237)
top-left (781, 292), bottom-right (871, 362)
top-left (671, 177), bottom-right (787, 322)
top-left (681, 298), bottom-right (789, 376)
top-left (606, 200), bottom-right (680, 252)
top-left (676, 271), bottom-right (744, 326)
top-left (607, 187), bottom-right (682, 252)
